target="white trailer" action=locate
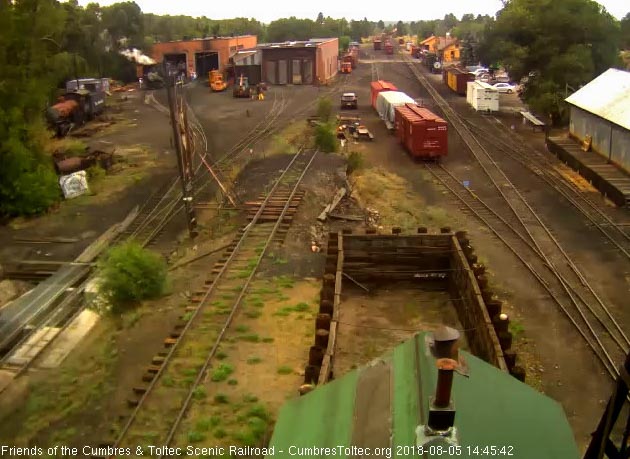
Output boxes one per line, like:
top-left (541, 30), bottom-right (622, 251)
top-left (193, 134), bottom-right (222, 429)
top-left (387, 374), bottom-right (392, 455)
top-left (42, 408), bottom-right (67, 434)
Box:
top-left (467, 80), bottom-right (499, 112)
top-left (375, 91), bottom-right (416, 129)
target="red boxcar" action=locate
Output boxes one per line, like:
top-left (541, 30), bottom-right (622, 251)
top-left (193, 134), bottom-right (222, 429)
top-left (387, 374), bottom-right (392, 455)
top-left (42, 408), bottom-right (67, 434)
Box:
top-left (373, 39), bottom-right (382, 50)
top-left (384, 42), bottom-right (394, 55)
top-left (395, 104), bottom-right (448, 159)
top-left (370, 80), bottom-right (398, 109)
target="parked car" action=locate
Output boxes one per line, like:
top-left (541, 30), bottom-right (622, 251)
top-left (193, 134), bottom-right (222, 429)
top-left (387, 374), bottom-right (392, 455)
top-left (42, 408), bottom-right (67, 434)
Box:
top-left (492, 82), bottom-right (517, 94)
top-left (341, 92), bottom-right (358, 109)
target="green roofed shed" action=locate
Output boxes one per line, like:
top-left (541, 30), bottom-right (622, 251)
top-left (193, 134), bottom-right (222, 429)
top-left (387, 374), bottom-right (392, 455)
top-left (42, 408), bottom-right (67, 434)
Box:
top-left (267, 332), bottom-right (579, 459)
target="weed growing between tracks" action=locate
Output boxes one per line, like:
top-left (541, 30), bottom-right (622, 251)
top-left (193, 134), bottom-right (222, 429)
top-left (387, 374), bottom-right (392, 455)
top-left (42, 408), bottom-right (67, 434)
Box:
top-left (173, 277), bottom-right (319, 448)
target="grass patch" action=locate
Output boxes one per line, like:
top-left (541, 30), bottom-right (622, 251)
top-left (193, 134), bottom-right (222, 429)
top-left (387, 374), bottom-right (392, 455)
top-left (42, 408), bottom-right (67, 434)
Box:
top-left (277, 366), bottom-right (293, 375)
top-left (248, 298), bottom-right (265, 308)
top-left (182, 311), bottom-right (193, 322)
top-left (247, 357), bottom-right (262, 365)
top-left (273, 307), bottom-right (292, 317)
top-left (235, 325), bottom-right (250, 333)
top-left (211, 363), bottom-right (234, 382)
top-left (251, 287), bottom-right (277, 295)
top-left (214, 393), bottom-right (229, 404)
top-left (274, 275), bottom-right (294, 289)
top-left (216, 351), bottom-right (228, 360)
top-left (227, 379), bottom-right (238, 386)
top-left (192, 386), bottom-right (207, 400)
top-left (262, 337), bottom-right (274, 343)
top-left (243, 394), bottom-right (259, 403)
top-left (211, 300), bottom-right (227, 307)
top-left (188, 430), bottom-right (206, 443)
top-left (509, 320), bottom-right (525, 337)
top-left (294, 302), bottom-right (310, 312)
top-left (162, 376), bottom-right (175, 387)
top-left (214, 428), bottom-right (227, 439)
top-left (196, 416), bottom-right (220, 431)
top-left (245, 309), bottom-right (262, 318)
top-left (239, 334), bottom-right (260, 343)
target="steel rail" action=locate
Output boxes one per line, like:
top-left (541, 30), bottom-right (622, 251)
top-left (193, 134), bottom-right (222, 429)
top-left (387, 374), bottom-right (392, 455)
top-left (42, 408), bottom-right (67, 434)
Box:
top-left (404, 57), bottom-right (628, 375)
top-left (111, 149), bottom-right (316, 452)
top-left (159, 150), bottom-right (318, 455)
top-left (464, 118), bottom-right (630, 259)
top-left (425, 164), bottom-right (620, 377)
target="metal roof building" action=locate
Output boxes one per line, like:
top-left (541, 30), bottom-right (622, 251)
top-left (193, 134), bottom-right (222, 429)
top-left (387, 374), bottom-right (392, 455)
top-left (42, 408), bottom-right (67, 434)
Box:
top-left (565, 68), bottom-right (630, 173)
top-left (267, 332), bottom-right (579, 459)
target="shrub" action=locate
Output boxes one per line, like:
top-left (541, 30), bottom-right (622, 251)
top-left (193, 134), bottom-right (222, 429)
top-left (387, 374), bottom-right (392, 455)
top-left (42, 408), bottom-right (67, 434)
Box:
top-left (314, 123), bottom-right (338, 153)
top-left (277, 366), bottom-right (293, 375)
top-left (316, 97), bottom-right (332, 121)
top-left (211, 364), bottom-right (234, 382)
top-left (347, 151), bottom-right (364, 175)
top-left (87, 164), bottom-right (106, 181)
top-left (98, 242), bottom-right (167, 313)
top-left (214, 393), bottom-right (229, 404)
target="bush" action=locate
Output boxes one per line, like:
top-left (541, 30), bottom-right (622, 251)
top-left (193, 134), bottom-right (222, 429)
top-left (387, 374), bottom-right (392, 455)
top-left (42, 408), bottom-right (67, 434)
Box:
top-left (87, 165), bottom-right (106, 181)
top-left (316, 97), bottom-right (332, 121)
top-left (347, 151), bottom-right (364, 175)
top-left (98, 242), bottom-right (167, 313)
top-left (314, 123), bottom-right (338, 153)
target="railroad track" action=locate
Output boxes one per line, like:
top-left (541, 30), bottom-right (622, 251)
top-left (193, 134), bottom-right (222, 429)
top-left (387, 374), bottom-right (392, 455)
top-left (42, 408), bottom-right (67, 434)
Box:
top-left (404, 57), bottom-right (629, 379)
top-left (462, 117), bottom-right (630, 260)
top-left (105, 149), bottom-right (317, 458)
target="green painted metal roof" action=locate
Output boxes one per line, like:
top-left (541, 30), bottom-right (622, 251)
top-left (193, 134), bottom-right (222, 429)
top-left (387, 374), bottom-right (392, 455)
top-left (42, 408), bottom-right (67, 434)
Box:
top-left (267, 333), bottom-right (579, 459)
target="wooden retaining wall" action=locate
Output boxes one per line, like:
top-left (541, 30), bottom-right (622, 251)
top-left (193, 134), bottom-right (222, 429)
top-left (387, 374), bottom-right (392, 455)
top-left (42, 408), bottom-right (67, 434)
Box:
top-left (303, 229), bottom-right (524, 388)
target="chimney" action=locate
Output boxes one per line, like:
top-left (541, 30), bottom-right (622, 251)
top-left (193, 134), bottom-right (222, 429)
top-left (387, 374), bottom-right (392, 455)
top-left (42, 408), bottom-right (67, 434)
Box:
top-left (426, 358), bottom-right (458, 432)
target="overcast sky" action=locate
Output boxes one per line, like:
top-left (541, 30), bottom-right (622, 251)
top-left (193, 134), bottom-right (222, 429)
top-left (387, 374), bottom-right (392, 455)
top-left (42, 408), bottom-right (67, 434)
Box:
top-left (77, 0), bottom-right (628, 22)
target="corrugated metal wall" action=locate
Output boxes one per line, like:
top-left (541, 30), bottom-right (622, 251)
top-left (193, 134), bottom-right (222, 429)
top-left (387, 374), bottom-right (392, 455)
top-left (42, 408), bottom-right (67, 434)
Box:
top-left (611, 124), bottom-right (630, 174)
top-left (570, 106), bottom-right (630, 174)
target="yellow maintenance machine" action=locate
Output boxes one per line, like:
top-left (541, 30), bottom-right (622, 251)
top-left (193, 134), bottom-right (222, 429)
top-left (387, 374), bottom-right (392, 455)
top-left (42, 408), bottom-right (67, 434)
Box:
top-left (209, 70), bottom-right (227, 92)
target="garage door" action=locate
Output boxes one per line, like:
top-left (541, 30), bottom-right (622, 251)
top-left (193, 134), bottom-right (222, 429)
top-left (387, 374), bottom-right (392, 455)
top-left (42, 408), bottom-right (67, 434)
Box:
top-left (278, 60), bottom-right (288, 85)
top-left (266, 61), bottom-right (276, 84)
top-left (303, 60), bottom-right (313, 85)
top-left (292, 60), bottom-right (302, 84)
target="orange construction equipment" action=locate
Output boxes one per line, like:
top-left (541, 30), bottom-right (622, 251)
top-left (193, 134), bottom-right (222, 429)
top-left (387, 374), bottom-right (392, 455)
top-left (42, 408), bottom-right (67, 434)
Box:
top-left (341, 61), bottom-right (352, 74)
top-left (209, 70), bottom-right (227, 92)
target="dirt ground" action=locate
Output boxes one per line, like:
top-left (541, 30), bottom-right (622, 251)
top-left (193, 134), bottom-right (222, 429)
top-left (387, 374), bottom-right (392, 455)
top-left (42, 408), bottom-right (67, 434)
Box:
top-left (0, 77), bottom-right (350, 453)
top-left (348, 45), bottom-right (621, 450)
top-left (334, 283), bottom-right (466, 376)
top-left (0, 46), bottom-right (622, 453)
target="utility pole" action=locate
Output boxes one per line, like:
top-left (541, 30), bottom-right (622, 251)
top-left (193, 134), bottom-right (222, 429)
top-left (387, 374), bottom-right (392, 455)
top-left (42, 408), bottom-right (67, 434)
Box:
top-left (165, 65), bottom-right (198, 240)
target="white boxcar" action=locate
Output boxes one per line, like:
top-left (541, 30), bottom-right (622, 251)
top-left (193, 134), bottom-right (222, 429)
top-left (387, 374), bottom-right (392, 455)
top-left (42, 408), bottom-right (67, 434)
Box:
top-left (375, 91), bottom-right (416, 129)
top-left (467, 80), bottom-right (500, 112)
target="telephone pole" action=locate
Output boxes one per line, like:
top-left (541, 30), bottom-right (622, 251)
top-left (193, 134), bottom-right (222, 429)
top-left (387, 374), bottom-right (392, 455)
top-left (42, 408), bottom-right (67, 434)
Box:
top-left (165, 66), bottom-right (198, 240)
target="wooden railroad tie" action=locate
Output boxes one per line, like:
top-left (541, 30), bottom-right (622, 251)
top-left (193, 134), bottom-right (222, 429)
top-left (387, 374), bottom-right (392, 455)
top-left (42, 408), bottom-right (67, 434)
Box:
top-left (164, 337), bottom-right (177, 347)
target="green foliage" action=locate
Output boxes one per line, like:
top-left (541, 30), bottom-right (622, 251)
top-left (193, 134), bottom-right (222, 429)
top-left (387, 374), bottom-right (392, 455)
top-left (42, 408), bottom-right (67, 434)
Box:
top-left (87, 164), bottom-right (106, 181)
top-left (316, 97), bottom-right (332, 121)
top-left (227, 378), bottom-right (238, 386)
top-left (214, 393), bottom-right (229, 404)
top-left (622, 13), bottom-right (630, 49)
top-left (243, 394), bottom-right (259, 403)
top-left (347, 151), bottom-right (364, 175)
top-left (98, 242), bottom-right (167, 313)
top-left (187, 430), bottom-right (205, 443)
top-left (314, 123), bottom-right (338, 153)
top-left (211, 364), bottom-right (234, 382)
top-left (478, 0), bottom-right (620, 124)
top-left (247, 357), bottom-right (262, 365)
top-left (277, 366), bottom-right (293, 375)
top-left (395, 21), bottom-right (407, 36)
top-left (338, 35), bottom-right (351, 52)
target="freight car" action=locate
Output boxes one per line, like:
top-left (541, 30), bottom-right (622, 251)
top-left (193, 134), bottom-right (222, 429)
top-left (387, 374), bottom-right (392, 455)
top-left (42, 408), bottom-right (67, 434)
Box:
top-left (373, 39), bottom-right (382, 50)
top-left (46, 89), bottom-right (105, 137)
top-left (394, 103), bottom-right (448, 160)
top-left (384, 42), bottom-right (394, 55)
top-left (445, 67), bottom-right (474, 96)
top-left (370, 80), bottom-right (398, 109)
top-left (375, 91), bottom-right (415, 130)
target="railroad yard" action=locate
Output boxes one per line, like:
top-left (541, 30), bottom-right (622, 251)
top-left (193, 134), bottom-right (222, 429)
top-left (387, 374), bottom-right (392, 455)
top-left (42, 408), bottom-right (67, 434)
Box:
top-left (1, 33), bottom-right (630, 458)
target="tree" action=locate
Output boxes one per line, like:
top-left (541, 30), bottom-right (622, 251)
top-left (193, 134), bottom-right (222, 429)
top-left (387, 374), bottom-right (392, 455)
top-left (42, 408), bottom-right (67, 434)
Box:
top-left (377, 20), bottom-right (385, 30)
top-left (316, 12), bottom-right (324, 24)
top-left (621, 12), bottom-right (630, 49)
top-left (0, 0), bottom-right (68, 218)
top-left (395, 21), bottom-right (407, 37)
top-left (479, 0), bottom-right (620, 124)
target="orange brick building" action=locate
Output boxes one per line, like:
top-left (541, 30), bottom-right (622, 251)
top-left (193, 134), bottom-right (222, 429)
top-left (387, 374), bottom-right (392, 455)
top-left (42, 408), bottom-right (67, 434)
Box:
top-left (150, 35), bottom-right (257, 78)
